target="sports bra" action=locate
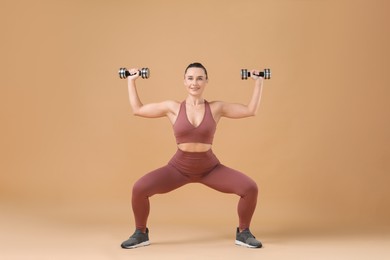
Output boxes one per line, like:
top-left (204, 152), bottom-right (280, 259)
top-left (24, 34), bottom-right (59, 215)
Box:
top-left (173, 100), bottom-right (216, 144)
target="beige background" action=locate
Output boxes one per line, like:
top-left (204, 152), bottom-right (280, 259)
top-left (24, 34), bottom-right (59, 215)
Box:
top-left (1, 0), bottom-right (390, 259)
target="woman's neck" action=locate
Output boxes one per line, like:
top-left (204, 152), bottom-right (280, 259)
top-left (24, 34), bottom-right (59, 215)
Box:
top-left (185, 96), bottom-right (205, 106)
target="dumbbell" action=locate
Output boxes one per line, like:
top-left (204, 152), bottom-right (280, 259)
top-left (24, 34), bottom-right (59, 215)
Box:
top-left (241, 68), bottom-right (271, 80)
top-left (118, 67), bottom-right (150, 79)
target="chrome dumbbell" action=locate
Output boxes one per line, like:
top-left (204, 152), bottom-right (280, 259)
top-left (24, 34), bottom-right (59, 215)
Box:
top-left (118, 67), bottom-right (150, 79)
top-left (241, 68), bottom-right (271, 80)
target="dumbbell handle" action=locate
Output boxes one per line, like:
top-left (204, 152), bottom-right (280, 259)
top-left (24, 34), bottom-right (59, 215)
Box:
top-left (250, 72), bottom-right (265, 77)
top-left (124, 69), bottom-right (148, 77)
top-left (125, 70), bottom-right (137, 77)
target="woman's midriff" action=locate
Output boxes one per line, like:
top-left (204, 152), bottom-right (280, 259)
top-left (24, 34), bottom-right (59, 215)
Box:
top-left (177, 143), bottom-right (212, 152)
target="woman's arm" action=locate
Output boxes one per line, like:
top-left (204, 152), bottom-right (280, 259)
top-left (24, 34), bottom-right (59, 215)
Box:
top-left (127, 68), bottom-right (178, 119)
top-left (215, 70), bottom-right (264, 119)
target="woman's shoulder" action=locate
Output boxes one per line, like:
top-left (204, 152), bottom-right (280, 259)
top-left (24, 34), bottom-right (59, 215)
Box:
top-left (206, 101), bottom-right (225, 122)
top-left (159, 100), bottom-right (181, 105)
top-left (207, 100), bottom-right (226, 114)
top-left (208, 100), bottom-right (224, 108)
top-left (161, 100), bottom-right (181, 111)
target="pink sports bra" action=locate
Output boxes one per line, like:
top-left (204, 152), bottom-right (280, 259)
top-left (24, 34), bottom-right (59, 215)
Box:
top-left (173, 100), bottom-right (216, 144)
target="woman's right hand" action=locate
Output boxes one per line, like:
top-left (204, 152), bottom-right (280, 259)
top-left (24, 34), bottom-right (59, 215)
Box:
top-left (127, 68), bottom-right (140, 81)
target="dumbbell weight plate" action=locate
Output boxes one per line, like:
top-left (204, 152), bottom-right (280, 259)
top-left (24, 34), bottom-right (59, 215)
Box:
top-left (241, 69), bottom-right (249, 80)
top-left (264, 68), bottom-right (271, 79)
top-left (118, 68), bottom-right (127, 79)
top-left (140, 68), bottom-right (150, 79)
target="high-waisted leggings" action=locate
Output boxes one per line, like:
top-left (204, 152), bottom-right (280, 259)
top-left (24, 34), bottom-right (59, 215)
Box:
top-left (131, 149), bottom-right (258, 231)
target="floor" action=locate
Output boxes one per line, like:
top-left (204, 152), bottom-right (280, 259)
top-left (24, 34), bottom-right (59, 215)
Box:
top-left (1, 202), bottom-right (390, 260)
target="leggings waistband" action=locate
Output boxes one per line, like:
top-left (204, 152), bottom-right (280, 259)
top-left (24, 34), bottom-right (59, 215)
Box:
top-left (168, 149), bottom-right (220, 179)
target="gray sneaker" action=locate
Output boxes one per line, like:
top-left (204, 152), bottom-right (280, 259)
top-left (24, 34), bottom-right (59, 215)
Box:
top-left (121, 228), bottom-right (150, 249)
top-left (235, 228), bottom-right (262, 248)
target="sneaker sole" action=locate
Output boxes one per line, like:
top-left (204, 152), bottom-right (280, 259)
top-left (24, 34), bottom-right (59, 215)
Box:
top-left (235, 240), bottom-right (262, 248)
top-left (121, 241), bottom-right (150, 249)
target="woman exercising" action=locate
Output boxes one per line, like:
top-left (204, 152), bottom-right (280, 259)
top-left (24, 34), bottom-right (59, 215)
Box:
top-left (121, 63), bottom-right (264, 249)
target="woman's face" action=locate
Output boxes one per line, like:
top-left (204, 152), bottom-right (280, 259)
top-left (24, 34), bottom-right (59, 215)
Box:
top-left (184, 67), bottom-right (208, 97)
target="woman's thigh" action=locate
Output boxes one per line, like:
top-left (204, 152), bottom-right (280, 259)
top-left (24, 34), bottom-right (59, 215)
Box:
top-left (133, 164), bottom-right (191, 197)
top-left (199, 164), bottom-right (258, 196)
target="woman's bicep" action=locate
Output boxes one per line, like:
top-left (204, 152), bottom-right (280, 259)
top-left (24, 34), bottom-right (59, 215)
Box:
top-left (220, 102), bottom-right (253, 119)
top-left (134, 101), bottom-right (170, 118)
top-left (135, 101), bottom-right (178, 118)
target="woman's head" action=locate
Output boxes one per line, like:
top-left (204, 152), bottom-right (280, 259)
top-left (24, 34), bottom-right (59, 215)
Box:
top-left (183, 62), bottom-right (208, 97)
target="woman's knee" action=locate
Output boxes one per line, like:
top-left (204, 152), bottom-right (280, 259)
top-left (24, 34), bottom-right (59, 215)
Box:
top-left (132, 179), bottom-right (149, 197)
top-left (244, 179), bottom-right (259, 197)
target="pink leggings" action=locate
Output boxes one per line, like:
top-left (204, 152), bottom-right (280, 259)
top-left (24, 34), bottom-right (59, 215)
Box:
top-left (131, 149), bottom-right (258, 231)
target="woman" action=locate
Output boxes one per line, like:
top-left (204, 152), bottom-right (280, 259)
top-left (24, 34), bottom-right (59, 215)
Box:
top-left (121, 62), bottom-right (264, 249)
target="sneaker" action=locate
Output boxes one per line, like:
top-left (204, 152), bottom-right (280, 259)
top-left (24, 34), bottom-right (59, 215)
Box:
top-left (121, 228), bottom-right (150, 249)
top-left (235, 228), bottom-right (262, 248)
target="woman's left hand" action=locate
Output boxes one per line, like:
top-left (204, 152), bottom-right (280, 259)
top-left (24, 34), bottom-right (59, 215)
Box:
top-left (250, 69), bottom-right (263, 81)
